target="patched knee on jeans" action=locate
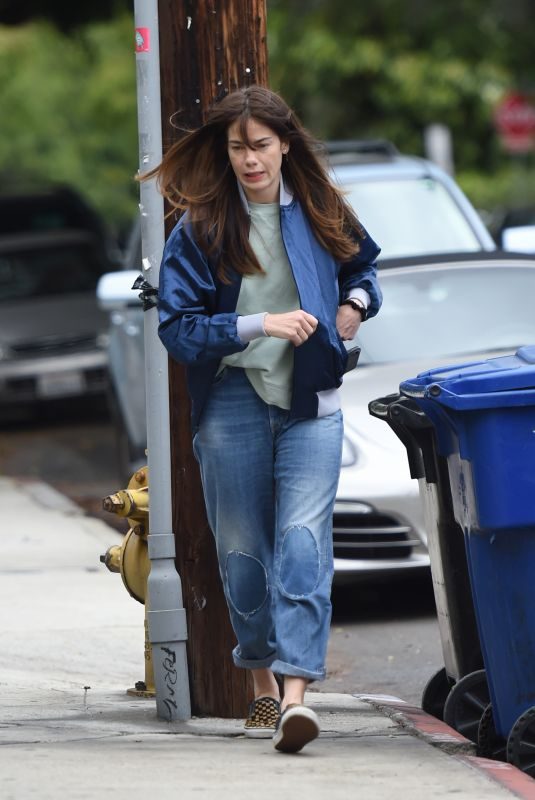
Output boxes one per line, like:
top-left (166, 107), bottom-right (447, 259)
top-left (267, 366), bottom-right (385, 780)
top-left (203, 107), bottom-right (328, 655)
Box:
top-left (279, 525), bottom-right (319, 598)
top-left (226, 551), bottom-right (268, 617)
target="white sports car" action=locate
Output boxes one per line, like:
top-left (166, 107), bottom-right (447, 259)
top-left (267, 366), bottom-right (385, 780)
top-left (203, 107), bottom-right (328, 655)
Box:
top-left (333, 251), bottom-right (535, 582)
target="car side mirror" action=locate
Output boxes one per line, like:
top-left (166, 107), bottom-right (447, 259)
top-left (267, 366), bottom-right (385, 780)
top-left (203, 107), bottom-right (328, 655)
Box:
top-left (501, 225), bottom-right (535, 254)
top-left (96, 270), bottom-right (142, 310)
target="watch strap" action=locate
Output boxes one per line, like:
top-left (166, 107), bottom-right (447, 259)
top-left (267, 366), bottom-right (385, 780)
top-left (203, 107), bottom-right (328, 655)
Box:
top-left (340, 299), bottom-right (367, 321)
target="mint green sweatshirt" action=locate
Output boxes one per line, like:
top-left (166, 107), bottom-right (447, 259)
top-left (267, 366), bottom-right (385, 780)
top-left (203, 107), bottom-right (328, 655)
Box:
top-left (220, 201), bottom-right (299, 409)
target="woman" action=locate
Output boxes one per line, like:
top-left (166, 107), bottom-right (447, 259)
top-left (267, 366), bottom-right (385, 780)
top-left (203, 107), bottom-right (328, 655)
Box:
top-left (150, 85), bottom-right (382, 753)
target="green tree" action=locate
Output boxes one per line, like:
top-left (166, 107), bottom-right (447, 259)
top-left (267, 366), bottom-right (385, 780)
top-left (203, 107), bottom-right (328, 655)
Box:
top-left (1, 2), bottom-right (534, 229)
top-left (0, 15), bottom-right (138, 234)
top-left (267, 0), bottom-right (535, 209)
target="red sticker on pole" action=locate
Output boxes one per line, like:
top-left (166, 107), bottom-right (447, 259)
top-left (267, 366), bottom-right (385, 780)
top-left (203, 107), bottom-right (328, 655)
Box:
top-left (135, 28), bottom-right (150, 53)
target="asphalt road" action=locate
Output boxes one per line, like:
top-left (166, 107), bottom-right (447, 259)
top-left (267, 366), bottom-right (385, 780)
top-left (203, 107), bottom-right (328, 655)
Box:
top-left (0, 397), bottom-right (127, 532)
top-left (326, 579), bottom-right (443, 704)
top-left (0, 398), bottom-right (443, 706)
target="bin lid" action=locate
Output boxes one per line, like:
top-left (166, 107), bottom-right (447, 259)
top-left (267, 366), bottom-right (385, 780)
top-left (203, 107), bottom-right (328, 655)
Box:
top-left (400, 345), bottom-right (535, 410)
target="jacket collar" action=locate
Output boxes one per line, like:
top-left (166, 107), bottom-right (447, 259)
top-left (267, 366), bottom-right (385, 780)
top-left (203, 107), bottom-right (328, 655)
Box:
top-left (237, 176), bottom-right (293, 213)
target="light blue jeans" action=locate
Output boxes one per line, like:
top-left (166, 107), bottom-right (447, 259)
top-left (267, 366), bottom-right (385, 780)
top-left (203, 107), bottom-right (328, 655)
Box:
top-left (192, 367), bottom-right (343, 681)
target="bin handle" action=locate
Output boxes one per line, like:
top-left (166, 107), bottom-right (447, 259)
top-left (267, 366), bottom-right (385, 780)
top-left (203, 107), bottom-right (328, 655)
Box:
top-left (389, 402), bottom-right (433, 430)
top-left (369, 395), bottom-right (436, 481)
top-left (368, 393), bottom-right (400, 420)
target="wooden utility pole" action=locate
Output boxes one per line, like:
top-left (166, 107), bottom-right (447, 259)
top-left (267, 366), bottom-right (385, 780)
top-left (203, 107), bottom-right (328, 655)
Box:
top-left (157, 0), bottom-right (269, 718)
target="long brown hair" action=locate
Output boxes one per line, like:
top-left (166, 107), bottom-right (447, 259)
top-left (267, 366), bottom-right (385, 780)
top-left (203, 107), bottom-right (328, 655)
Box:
top-left (141, 85), bottom-right (363, 283)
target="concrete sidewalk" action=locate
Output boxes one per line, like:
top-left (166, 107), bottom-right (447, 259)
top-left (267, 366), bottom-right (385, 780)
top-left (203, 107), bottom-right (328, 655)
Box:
top-left (1, 476), bottom-right (534, 799)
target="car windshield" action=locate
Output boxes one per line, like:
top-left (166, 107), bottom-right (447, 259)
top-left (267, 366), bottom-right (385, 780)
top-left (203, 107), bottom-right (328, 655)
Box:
top-left (356, 264), bottom-right (535, 365)
top-left (0, 242), bottom-right (106, 302)
top-left (343, 178), bottom-right (482, 258)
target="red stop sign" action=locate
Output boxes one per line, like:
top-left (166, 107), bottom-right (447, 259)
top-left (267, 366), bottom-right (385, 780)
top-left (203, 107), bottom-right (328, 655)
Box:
top-left (494, 93), bottom-right (535, 153)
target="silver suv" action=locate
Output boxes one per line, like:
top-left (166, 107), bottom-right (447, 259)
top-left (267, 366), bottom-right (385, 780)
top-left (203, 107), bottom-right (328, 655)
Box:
top-left (327, 140), bottom-right (495, 256)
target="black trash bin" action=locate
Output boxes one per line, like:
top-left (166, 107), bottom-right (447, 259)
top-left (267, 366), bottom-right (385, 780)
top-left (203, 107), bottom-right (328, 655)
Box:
top-left (369, 393), bottom-right (488, 741)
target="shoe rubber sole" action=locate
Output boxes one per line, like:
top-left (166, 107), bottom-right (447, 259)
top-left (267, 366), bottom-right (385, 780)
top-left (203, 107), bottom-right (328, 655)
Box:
top-left (244, 726), bottom-right (277, 739)
top-left (273, 706), bottom-right (320, 753)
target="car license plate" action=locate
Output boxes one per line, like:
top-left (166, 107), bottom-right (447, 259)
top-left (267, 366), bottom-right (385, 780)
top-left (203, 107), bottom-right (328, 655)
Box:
top-left (38, 371), bottom-right (85, 398)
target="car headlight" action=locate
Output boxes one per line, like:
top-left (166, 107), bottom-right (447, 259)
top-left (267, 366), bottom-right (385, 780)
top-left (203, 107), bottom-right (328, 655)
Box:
top-left (341, 435), bottom-right (357, 468)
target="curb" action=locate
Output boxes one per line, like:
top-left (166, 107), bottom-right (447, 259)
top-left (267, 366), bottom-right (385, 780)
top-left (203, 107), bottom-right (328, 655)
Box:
top-left (356, 694), bottom-right (535, 800)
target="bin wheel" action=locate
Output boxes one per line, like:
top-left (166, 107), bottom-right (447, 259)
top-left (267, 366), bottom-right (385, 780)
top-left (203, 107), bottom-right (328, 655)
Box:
top-left (506, 706), bottom-right (535, 776)
top-left (477, 703), bottom-right (506, 761)
top-left (421, 667), bottom-right (453, 720)
top-left (443, 669), bottom-right (490, 743)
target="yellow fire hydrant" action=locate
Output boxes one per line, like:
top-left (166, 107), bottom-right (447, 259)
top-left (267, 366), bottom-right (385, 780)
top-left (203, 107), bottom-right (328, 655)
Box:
top-left (100, 466), bottom-right (155, 697)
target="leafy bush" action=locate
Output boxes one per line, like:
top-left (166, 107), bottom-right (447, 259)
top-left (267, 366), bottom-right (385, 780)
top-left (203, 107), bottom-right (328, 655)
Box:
top-left (0, 16), bottom-right (138, 234)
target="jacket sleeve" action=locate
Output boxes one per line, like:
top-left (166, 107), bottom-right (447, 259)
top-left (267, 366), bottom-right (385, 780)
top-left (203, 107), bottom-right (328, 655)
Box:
top-left (157, 222), bottom-right (248, 365)
top-left (338, 227), bottom-right (383, 319)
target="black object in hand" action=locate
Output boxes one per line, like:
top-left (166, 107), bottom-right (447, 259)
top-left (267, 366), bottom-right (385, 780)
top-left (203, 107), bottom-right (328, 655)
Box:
top-left (343, 344), bottom-right (361, 374)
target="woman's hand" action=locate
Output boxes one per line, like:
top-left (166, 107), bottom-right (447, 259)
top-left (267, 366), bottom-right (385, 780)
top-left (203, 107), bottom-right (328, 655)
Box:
top-left (264, 310), bottom-right (318, 346)
top-left (336, 304), bottom-right (363, 341)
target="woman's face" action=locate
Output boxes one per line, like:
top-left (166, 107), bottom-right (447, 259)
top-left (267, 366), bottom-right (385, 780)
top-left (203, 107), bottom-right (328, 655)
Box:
top-left (227, 117), bottom-right (288, 204)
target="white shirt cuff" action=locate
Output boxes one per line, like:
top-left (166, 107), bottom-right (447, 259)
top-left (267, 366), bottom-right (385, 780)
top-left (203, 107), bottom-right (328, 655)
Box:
top-left (346, 288), bottom-right (370, 308)
top-left (236, 313), bottom-right (268, 343)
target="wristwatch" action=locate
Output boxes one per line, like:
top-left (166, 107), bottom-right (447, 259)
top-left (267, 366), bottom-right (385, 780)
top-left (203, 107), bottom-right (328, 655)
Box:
top-left (340, 299), bottom-right (367, 321)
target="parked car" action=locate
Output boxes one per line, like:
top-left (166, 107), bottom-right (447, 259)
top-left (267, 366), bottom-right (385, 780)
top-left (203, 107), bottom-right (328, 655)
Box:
top-left (0, 229), bottom-right (113, 411)
top-left (0, 186), bottom-right (122, 412)
top-left (326, 140), bottom-right (496, 257)
top-left (0, 185), bottom-right (122, 265)
top-left (334, 250), bottom-right (535, 582)
top-left (97, 269), bottom-right (148, 474)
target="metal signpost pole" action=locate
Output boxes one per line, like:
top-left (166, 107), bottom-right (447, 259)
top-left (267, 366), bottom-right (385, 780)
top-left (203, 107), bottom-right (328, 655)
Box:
top-left (132, 0), bottom-right (191, 721)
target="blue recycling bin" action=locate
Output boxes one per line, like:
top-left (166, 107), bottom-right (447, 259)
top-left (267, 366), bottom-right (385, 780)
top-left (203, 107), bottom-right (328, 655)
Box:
top-left (400, 345), bottom-right (535, 770)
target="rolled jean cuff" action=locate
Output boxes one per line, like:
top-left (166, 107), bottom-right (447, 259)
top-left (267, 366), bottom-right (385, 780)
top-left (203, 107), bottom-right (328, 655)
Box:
top-left (269, 659), bottom-right (326, 682)
top-left (232, 645), bottom-right (276, 670)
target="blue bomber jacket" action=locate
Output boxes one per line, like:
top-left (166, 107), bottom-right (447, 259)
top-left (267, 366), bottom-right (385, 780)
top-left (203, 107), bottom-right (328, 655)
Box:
top-left (158, 196), bottom-right (382, 431)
